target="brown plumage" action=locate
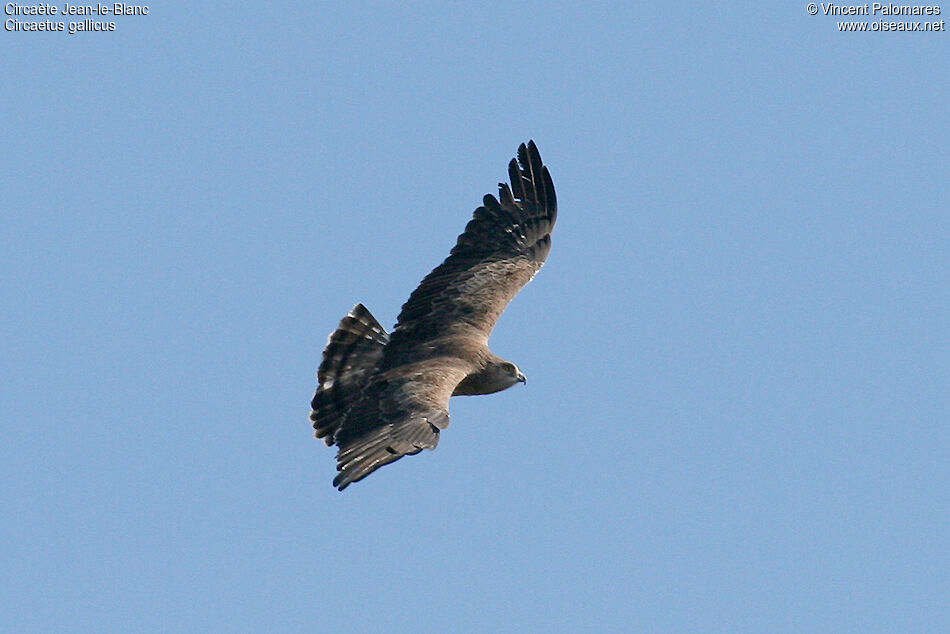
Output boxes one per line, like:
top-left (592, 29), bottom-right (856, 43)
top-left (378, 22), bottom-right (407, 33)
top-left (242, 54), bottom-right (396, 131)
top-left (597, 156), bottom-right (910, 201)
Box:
top-left (310, 141), bottom-right (557, 490)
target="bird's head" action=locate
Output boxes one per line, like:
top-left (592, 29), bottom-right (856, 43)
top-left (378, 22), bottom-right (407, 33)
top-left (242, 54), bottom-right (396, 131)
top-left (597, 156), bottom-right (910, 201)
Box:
top-left (497, 360), bottom-right (526, 388)
top-left (452, 358), bottom-right (526, 396)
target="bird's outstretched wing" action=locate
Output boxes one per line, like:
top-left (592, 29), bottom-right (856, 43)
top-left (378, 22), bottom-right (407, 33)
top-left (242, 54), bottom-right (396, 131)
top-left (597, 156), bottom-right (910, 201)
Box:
top-left (383, 140), bottom-right (557, 365)
top-left (330, 362), bottom-right (470, 490)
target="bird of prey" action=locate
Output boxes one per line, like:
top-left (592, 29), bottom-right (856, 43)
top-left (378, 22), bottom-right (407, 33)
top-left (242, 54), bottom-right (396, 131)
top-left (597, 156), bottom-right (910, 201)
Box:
top-left (310, 141), bottom-right (557, 490)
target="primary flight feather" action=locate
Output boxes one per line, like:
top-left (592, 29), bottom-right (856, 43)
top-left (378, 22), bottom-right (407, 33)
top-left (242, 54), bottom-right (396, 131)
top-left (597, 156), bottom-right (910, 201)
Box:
top-left (310, 141), bottom-right (557, 490)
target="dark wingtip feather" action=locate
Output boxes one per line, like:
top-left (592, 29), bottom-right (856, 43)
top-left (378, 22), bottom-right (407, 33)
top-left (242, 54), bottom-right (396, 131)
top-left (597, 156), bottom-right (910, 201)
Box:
top-left (516, 144), bottom-right (534, 201)
top-left (498, 182), bottom-right (514, 207)
top-left (508, 158), bottom-right (525, 201)
top-left (542, 165), bottom-right (557, 222)
top-left (517, 142), bottom-right (530, 172)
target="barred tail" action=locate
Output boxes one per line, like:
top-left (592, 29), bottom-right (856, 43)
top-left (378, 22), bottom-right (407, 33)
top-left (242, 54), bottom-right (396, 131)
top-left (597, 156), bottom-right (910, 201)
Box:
top-left (310, 304), bottom-right (389, 444)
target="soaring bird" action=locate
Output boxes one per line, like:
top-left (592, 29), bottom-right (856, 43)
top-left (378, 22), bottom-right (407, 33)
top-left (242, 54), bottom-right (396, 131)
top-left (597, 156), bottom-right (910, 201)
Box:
top-left (310, 141), bottom-right (557, 490)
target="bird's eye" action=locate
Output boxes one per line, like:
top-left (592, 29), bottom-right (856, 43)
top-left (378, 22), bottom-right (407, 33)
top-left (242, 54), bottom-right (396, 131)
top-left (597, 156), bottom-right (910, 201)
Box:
top-left (503, 363), bottom-right (515, 373)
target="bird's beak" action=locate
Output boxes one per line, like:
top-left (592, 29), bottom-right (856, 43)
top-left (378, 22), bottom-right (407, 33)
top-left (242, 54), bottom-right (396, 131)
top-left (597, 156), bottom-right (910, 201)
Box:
top-left (517, 371), bottom-right (526, 385)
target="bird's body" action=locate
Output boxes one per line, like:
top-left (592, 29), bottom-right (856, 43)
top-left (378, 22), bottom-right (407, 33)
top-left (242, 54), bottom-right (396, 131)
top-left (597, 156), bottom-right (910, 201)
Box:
top-left (310, 141), bottom-right (557, 490)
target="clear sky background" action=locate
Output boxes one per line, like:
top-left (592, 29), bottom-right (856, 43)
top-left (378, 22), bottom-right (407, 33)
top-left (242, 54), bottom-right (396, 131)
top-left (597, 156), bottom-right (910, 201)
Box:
top-left (3, 3), bottom-right (948, 632)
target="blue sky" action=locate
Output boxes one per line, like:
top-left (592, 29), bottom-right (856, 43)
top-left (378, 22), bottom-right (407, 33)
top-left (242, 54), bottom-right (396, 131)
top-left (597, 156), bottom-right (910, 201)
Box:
top-left (3, 3), bottom-right (948, 632)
